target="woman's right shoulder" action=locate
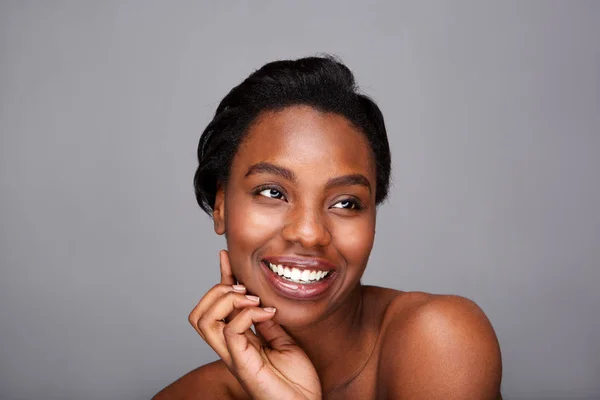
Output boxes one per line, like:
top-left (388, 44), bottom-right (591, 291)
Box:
top-left (152, 359), bottom-right (249, 400)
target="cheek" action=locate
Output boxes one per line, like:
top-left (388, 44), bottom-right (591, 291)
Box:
top-left (224, 199), bottom-right (283, 278)
top-left (331, 214), bottom-right (375, 272)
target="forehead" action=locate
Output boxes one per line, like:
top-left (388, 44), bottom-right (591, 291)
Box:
top-left (232, 106), bottom-right (375, 178)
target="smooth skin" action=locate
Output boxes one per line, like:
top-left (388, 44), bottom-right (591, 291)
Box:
top-left (154, 106), bottom-right (502, 399)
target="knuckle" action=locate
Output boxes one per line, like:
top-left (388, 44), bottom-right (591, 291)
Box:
top-left (210, 283), bottom-right (226, 293)
top-left (222, 324), bottom-right (235, 339)
top-left (237, 307), bottom-right (253, 319)
top-left (197, 315), bottom-right (210, 332)
top-left (210, 283), bottom-right (231, 294)
top-left (226, 291), bottom-right (244, 304)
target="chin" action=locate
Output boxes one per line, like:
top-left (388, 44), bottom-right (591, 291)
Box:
top-left (267, 300), bottom-right (334, 329)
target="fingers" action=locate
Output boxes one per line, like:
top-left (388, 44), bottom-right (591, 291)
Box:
top-left (191, 290), bottom-right (256, 337)
top-left (191, 290), bottom-right (264, 364)
top-left (255, 318), bottom-right (297, 350)
top-left (189, 250), bottom-right (240, 327)
top-left (219, 250), bottom-right (236, 285)
top-left (223, 307), bottom-right (277, 368)
top-left (188, 284), bottom-right (246, 331)
top-left (189, 250), bottom-right (276, 371)
top-left (218, 250), bottom-right (244, 322)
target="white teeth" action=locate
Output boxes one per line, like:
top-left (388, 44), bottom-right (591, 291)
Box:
top-left (300, 269), bottom-right (311, 282)
top-left (291, 268), bottom-right (302, 281)
top-left (266, 261), bottom-right (331, 284)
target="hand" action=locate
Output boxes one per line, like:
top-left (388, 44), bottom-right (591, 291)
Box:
top-left (189, 250), bottom-right (322, 400)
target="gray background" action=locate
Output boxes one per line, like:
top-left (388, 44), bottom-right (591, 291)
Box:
top-left (1, 1), bottom-right (598, 399)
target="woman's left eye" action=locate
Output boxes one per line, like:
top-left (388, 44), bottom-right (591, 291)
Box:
top-left (331, 200), bottom-right (358, 210)
top-left (259, 188), bottom-right (285, 200)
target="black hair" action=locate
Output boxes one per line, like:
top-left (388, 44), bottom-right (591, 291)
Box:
top-left (194, 55), bottom-right (391, 215)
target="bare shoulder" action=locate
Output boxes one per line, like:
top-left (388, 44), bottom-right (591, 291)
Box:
top-left (152, 360), bottom-right (248, 400)
top-left (376, 290), bottom-right (502, 400)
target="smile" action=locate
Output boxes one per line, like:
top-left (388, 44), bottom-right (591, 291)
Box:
top-left (260, 257), bottom-right (338, 300)
top-left (266, 262), bottom-right (331, 284)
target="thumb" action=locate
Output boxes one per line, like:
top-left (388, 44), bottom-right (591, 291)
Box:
top-left (255, 319), bottom-right (297, 350)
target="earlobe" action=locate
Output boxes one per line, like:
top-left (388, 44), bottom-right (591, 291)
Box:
top-left (213, 186), bottom-right (226, 235)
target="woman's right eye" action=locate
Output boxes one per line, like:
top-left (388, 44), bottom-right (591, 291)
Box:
top-left (259, 188), bottom-right (285, 200)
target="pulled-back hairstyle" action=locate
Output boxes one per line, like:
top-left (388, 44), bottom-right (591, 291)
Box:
top-left (194, 55), bottom-right (391, 216)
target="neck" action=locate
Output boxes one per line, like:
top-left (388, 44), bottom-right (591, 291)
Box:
top-left (282, 284), bottom-right (370, 389)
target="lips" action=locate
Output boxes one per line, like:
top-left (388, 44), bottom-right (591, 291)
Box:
top-left (260, 256), bottom-right (337, 300)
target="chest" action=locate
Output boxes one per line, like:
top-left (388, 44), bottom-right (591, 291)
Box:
top-left (322, 348), bottom-right (382, 400)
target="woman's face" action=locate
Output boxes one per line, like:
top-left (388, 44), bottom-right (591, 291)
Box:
top-left (213, 105), bottom-right (377, 327)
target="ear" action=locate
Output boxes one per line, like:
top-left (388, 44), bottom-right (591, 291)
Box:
top-left (213, 185), bottom-right (226, 235)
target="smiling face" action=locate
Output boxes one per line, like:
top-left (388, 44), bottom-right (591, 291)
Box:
top-left (213, 105), bottom-right (377, 327)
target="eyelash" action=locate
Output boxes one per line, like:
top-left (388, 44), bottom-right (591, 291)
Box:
top-left (253, 185), bottom-right (363, 211)
top-left (331, 199), bottom-right (362, 210)
top-left (255, 185), bottom-right (287, 201)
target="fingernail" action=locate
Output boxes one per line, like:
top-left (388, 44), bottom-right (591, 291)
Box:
top-left (263, 307), bottom-right (276, 313)
top-left (232, 285), bottom-right (246, 292)
top-left (245, 295), bottom-right (260, 302)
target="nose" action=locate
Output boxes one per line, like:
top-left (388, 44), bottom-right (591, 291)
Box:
top-left (281, 205), bottom-right (331, 249)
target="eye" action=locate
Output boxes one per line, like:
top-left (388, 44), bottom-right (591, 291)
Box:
top-left (259, 188), bottom-right (286, 200)
top-left (331, 199), bottom-right (360, 210)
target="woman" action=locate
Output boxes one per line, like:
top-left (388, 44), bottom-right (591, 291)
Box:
top-left (154, 56), bottom-right (502, 399)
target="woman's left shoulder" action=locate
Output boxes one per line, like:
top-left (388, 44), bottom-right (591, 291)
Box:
top-left (372, 288), bottom-right (502, 399)
top-left (381, 290), bottom-right (498, 332)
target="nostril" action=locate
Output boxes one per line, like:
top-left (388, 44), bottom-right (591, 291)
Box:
top-left (281, 217), bottom-right (331, 248)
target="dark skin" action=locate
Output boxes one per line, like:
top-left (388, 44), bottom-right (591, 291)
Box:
top-left (154, 106), bottom-right (502, 399)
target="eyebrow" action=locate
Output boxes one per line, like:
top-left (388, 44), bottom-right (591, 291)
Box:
top-left (326, 174), bottom-right (371, 193)
top-left (245, 162), bottom-right (297, 182)
top-left (245, 162), bottom-right (371, 193)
